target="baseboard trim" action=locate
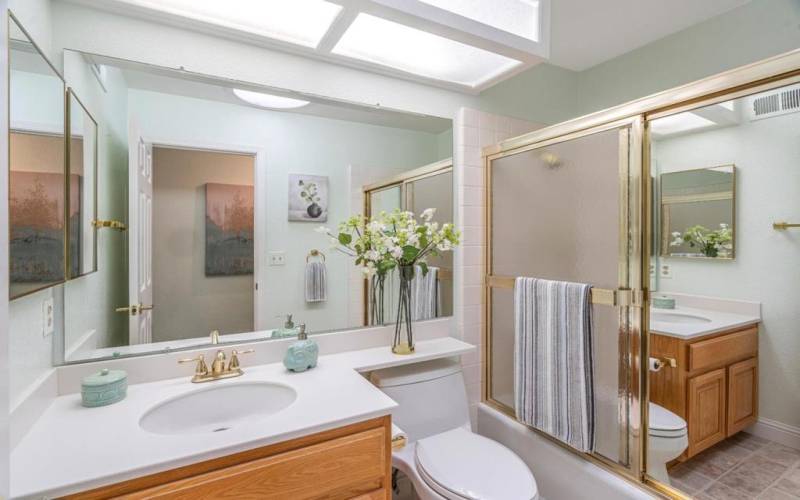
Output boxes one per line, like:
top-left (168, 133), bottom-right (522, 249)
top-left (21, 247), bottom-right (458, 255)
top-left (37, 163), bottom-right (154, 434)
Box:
top-left (746, 417), bottom-right (800, 450)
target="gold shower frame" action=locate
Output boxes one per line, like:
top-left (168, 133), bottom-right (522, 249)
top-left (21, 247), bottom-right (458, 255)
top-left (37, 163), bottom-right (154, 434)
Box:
top-left (481, 48), bottom-right (800, 500)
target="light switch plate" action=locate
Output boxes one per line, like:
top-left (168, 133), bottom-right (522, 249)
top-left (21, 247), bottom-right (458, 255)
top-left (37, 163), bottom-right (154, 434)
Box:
top-left (269, 252), bottom-right (286, 266)
top-left (42, 297), bottom-right (55, 337)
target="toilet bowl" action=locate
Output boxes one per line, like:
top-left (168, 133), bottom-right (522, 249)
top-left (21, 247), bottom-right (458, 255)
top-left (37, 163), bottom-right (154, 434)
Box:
top-left (648, 402), bottom-right (688, 485)
top-left (371, 358), bottom-right (538, 500)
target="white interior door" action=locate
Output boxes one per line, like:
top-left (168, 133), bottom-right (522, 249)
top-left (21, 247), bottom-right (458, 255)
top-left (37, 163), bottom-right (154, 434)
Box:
top-left (127, 117), bottom-right (153, 344)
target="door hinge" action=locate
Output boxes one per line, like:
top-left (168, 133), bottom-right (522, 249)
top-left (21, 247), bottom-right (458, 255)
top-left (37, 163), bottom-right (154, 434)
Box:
top-left (614, 289), bottom-right (646, 308)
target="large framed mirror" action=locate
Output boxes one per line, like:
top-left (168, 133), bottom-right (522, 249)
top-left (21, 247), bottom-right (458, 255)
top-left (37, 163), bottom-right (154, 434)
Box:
top-left (66, 89), bottom-right (99, 278)
top-left (8, 14), bottom-right (67, 300)
top-left (58, 51), bottom-right (454, 362)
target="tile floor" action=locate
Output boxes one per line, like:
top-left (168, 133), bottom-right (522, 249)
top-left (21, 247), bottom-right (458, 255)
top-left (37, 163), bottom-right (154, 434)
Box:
top-left (669, 433), bottom-right (800, 499)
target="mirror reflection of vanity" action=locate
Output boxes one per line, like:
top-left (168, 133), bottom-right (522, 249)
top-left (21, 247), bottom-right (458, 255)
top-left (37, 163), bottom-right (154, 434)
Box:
top-left (9, 39), bottom-right (454, 364)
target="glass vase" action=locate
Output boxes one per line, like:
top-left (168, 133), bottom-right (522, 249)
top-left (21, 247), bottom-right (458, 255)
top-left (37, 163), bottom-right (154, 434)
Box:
top-left (392, 264), bottom-right (415, 354)
top-left (370, 273), bottom-right (386, 325)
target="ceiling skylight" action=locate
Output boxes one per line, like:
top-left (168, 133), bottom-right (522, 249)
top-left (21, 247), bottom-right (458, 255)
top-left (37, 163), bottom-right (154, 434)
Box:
top-left (233, 89), bottom-right (310, 109)
top-left (332, 14), bottom-right (522, 87)
top-left (418, 0), bottom-right (540, 41)
top-left (133, 0), bottom-right (342, 47)
top-left (651, 112), bottom-right (716, 136)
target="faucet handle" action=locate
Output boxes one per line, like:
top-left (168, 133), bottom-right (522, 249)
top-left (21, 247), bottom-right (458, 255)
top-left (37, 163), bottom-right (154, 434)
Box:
top-left (178, 354), bottom-right (208, 376)
top-left (228, 348), bottom-right (255, 371)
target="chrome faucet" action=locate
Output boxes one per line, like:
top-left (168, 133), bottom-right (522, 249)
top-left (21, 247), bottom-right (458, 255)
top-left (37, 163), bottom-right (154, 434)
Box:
top-left (178, 348), bottom-right (255, 383)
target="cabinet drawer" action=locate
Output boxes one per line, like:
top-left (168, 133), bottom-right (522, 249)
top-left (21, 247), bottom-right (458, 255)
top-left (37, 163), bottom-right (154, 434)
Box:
top-left (689, 327), bottom-right (757, 372)
top-left (122, 427), bottom-right (388, 499)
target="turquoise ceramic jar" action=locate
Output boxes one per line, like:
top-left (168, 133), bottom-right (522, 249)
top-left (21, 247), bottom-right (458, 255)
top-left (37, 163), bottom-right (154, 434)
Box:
top-left (81, 368), bottom-right (128, 407)
top-left (283, 324), bottom-right (318, 372)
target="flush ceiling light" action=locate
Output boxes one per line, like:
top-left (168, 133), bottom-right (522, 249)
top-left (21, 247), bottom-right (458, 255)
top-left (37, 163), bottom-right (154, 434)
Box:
top-left (133, 0), bottom-right (341, 47)
top-left (333, 14), bottom-right (522, 87)
top-left (650, 112), bottom-right (716, 136)
top-left (418, 0), bottom-right (540, 41)
top-left (233, 89), bottom-right (310, 109)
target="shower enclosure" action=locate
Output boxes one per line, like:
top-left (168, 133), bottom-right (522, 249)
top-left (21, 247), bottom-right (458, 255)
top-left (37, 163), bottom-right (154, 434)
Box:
top-left (481, 48), bottom-right (800, 498)
top-left (483, 117), bottom-right (647, 476)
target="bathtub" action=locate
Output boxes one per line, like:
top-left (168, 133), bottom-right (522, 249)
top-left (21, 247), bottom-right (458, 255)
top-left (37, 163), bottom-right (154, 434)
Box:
top-left (477, 404), bottom-right (657, 500)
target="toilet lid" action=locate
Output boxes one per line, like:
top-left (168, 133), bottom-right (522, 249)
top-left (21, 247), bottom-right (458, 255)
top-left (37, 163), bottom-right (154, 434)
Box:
top-left (415, 428), bottom-right (538, 500)
top-left (649, 403), bottom-right (687, 438)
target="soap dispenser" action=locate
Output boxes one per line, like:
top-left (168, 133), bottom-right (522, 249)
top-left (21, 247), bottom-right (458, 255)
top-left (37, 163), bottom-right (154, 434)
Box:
top-left (283, 324), bottom-right (318, 372)
top-left (274, 313), bottom-right (299, 338)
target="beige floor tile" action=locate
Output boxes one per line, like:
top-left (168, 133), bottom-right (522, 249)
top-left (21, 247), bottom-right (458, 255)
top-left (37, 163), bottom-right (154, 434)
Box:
top-left (759, 487), bottom-right (800, 500)
top-left (759, 444), bottom-right (800, 469)
top-left (705, 482), bottom-right (756, 500)
top-left (776, 466), bottom-right (800, 496)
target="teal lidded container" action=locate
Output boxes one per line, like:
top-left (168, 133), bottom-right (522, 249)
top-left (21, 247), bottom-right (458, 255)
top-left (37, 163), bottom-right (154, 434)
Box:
top-left (652, 296), bottom-right (676, 309)
top-left (81, 368), bottom-right (127, 407)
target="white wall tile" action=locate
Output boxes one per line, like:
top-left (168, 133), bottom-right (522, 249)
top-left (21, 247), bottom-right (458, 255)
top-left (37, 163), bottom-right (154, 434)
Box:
top-left (461, 186), bottom-right (484, 207)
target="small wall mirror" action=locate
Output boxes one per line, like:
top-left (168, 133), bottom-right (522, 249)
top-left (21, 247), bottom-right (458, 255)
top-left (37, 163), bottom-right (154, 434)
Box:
top-left (67, 89), bottom-right (98, 278)
top-left (9, 15), bottom-right (67, 299)
top-left (660, 165), bottom-right (735, 259)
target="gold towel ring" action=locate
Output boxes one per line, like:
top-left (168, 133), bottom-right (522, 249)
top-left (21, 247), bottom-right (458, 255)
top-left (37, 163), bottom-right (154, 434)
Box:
top-left (306, 249), bottom-right (326, 263)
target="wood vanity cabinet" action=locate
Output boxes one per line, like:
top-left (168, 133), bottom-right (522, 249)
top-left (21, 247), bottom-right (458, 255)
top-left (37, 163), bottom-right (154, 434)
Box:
top-left (650, 324), bottom-right (758, 459)
top-left (64, 416), bottom-right (391, 500)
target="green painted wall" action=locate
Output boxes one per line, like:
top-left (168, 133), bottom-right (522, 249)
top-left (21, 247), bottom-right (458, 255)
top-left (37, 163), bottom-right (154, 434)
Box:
top-left (479, 0), bottom-right (800, 125)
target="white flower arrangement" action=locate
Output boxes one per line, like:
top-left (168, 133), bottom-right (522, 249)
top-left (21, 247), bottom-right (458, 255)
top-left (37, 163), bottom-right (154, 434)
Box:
top-left (670, 223), bottom-right (732, 258)
top-left (318, 208), bottom-right (460, 277)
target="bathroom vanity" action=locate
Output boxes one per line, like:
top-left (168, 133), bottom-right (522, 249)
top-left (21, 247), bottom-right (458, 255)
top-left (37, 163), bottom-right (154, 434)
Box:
top-left (67, 416), bottom-right (391, 499)
top-left (649, 305), bottom-right (760, 459)
top-left (11, 337), bottom-right (474, 498)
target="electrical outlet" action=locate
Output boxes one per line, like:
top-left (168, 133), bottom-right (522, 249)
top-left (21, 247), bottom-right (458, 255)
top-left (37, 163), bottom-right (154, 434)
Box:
top-left (269, 251), bottom-right (286, 266)
top-left (659, 264), bottom-right (673, 279)
top-left (42, 297), bottom-right (55, 337)
top-left (649, 262), bottom-right (656, 276)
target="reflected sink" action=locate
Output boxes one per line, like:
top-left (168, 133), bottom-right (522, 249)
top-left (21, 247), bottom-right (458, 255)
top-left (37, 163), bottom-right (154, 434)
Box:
top-left (651, 311), bottom-right (712, 324)
top-left (140, 381), bottom-right (297, 435)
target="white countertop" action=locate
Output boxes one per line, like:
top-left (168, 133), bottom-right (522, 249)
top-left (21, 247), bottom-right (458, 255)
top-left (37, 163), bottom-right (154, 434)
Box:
top-left (649, 306), bottom-right (760, 339)
top-left (12, 337), bottom-right (474, 499)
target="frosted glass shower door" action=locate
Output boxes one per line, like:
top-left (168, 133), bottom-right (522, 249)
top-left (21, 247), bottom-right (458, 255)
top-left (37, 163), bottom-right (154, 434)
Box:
top-left (485, 118), bottom-right (645, 470)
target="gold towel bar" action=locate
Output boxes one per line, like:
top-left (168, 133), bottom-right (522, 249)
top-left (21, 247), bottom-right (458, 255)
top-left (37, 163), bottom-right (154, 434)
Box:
top-left (485, 275), bottom-right (643, 307)
top-left (773, 221), bottom-right (800, 230)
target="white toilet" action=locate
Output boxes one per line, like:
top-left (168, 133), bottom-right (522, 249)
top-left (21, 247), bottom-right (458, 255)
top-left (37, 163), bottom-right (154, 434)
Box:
top-left (648, 402), bottom-right (689, 485)
top-left (371, 358), bottom-right (538, 500)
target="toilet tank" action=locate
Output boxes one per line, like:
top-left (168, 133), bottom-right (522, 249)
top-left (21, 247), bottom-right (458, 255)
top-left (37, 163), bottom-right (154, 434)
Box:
top-left (370, 358), bottom-right (470, 442)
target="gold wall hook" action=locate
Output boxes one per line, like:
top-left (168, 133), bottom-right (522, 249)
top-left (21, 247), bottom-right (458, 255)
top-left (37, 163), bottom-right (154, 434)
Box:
top-left (92, 219), bottom-right (127, 231)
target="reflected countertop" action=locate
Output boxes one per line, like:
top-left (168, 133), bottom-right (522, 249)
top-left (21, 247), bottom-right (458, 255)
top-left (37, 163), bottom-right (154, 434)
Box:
top-left (12, 337), bottom-right (475, 499)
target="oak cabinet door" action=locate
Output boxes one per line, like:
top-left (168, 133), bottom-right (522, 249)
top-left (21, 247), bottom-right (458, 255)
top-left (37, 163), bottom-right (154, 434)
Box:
top-left (687, 368), bottom-right (726, 457)
top-left (727, 357), bottom-right (758, 436)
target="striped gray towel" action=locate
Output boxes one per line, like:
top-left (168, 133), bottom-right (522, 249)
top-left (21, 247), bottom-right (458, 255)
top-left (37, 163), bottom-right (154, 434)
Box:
top-left (304, 261), bottom-right (327, 303)
top-left (514, 277), bottom-right (595, 452)
top-left (411, 265), bottom-right (438, 320)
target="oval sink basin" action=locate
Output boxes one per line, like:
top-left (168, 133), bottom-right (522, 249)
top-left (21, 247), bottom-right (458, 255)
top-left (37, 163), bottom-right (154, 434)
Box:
top-left (651, 312), bottom-right (712, 324)
top-left (140, 381), bottom-right (297, 435)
